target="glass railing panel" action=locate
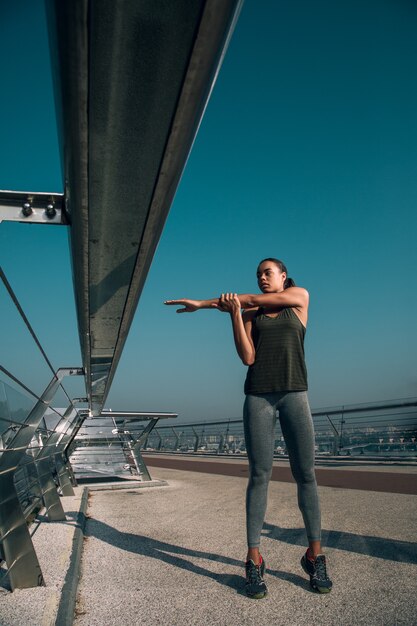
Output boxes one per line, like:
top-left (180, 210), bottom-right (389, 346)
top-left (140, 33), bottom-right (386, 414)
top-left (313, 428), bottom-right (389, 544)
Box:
top-left (0, 375), bottom-right (43, 518)
top-left (0, 380), bottom-right (14, 450)
top-left (3, 376), bottom-right (36, 427)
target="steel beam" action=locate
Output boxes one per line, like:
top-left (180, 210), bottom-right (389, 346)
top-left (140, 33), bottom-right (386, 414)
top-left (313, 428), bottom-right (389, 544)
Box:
top-left (46, 0), bottom-right (243, 415)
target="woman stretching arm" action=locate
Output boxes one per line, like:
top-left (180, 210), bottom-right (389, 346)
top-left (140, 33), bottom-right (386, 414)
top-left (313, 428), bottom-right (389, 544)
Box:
top-left (164, 286), bottom-right (308, 316)
top-left (165, 257), bottom-right (332, 598)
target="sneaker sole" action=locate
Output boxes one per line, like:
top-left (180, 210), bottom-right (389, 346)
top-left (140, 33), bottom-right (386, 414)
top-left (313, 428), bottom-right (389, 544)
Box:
top-left (246, 590), bottom-right (268, 599)
top-left (300, 557), bottom-right (332, 594)
top-left (314, 586), bottom-right (332, 594)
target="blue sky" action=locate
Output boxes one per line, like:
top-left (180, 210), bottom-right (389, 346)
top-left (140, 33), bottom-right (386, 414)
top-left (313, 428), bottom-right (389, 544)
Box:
top-left (1, 0), bottom-right (416, 420)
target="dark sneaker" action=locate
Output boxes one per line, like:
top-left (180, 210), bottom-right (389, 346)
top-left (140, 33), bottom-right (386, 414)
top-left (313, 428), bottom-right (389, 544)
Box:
top-left (301, 551), bottom-right (332, 593)
top-left (245, 556), bottom-right (268, 599)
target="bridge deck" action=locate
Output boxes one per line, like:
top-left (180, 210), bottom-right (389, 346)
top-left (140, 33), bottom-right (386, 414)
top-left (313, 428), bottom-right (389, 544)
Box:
top-left (1, 463), bottom-right (415, 625)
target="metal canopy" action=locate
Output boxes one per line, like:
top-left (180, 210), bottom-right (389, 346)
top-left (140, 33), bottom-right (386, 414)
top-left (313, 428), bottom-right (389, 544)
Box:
top-left (47, 0), bottom-right (243, 415)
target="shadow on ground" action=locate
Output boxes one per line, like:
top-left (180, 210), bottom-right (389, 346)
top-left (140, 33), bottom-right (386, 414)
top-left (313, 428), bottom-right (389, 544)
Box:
top-left (262, 522), bottom-right (417, 564)
top-left (78, 516), bottom-right (310, 594)
top-left (60, 509), bottom-right (417, 598)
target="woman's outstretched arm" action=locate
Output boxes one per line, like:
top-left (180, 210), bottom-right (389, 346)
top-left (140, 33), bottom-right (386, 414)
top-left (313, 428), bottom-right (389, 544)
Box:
top-left (164, 286), bottom-right (308, 312)
top-left (163, 298), bottom-right (219, 313)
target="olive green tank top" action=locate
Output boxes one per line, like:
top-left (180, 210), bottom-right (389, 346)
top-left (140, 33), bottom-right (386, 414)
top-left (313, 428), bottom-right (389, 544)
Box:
top-left (244, 307), bottom-right (308, 394)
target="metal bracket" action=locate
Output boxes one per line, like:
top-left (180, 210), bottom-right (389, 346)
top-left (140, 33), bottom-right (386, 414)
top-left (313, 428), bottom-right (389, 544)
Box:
top-left (0, 190), bottom-right (66, 225)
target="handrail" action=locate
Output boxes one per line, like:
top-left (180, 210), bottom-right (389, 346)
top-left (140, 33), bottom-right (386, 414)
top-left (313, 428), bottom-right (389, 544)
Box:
top-left (149, 399), bottom-right (417, 431)
top-left (141, 399), bottom-right (417, 458)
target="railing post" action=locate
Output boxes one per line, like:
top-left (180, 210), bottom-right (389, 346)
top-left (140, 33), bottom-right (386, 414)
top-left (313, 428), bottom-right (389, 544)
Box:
top-left (154, 428), bottom-right (162, 451)
top-left (339, 409), bottom-right (346, 453)
top-left (50, 400), bottom-right (88, 493)
top-left (218, 421), bottom-right (230, 454)
top-left (55, 454), bottom-right (77, 494)
top-left (110, 417), bottom-right (160, 481)
top-left (35, 456), bottom-right (66, 521)
top-left (172, 427), bottom-right (180, 451)
top-left (192, 426), bottom-right (200, 452)
top-left (33, 405), bottom-right (79, 518)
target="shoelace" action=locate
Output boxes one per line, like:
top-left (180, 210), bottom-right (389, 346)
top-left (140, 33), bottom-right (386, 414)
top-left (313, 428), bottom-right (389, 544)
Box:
top-left (313, 555), bottom-right (329, 580)
top-left (246, 562), bottom-right (263, 584)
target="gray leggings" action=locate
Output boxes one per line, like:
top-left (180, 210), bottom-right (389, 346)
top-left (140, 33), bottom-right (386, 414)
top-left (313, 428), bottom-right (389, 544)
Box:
top-left (243, 391), bottom-right (321, 547)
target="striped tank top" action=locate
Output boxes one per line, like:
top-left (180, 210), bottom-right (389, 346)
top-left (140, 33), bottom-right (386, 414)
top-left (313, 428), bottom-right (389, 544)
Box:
top-left (244, 307), bottom-right (308, 394)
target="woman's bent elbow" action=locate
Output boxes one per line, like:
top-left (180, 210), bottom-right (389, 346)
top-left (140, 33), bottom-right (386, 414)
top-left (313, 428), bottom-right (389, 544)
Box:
top-left (242, 355), bottom-right (255, 366)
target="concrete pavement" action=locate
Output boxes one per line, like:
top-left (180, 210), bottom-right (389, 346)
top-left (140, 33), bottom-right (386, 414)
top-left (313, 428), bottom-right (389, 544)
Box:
top-left (73, 467), bottom-right (417, 626)
top-left (1, 465), bottom-right (416, 626)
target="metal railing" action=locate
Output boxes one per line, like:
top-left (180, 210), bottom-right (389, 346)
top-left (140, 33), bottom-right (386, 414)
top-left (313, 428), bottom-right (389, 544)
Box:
top-left (0, 371), bottom-right (177, 591)
top-left (141, 399), bottom-right (417, 459)
top-left (1, 238), bottom-right (177, 593)
top-left (0, 371), bottom-right (85, 590)
top-left (68, 411), bottom-right (177, 481)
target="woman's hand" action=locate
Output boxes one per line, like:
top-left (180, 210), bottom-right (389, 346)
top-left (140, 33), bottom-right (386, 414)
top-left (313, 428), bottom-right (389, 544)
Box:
top-left (217, 293), bottom-right (242, 315)
top-left (164, 299), bottom-right (205, 313)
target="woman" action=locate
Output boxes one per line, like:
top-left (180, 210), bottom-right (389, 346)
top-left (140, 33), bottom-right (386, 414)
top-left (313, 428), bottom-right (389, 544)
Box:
top-left (165, 258), bottom-right (332, 597)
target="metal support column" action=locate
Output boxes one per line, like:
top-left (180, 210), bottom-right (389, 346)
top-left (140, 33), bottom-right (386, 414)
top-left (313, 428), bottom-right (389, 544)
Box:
top-left (55, 454), bottom-right (77, 493)
top-left (129, 419), bottom-right (159, 481)
top-left (31, 407), bottom-right (77, 519)
top-left (35, 456), bottom-right (66, 521)
top-left (38, 399), bottom-right (88, 498)
top-left (111, 417), bottom-right (161, 481)
top-left (56, 407), bottom-right (90, 489)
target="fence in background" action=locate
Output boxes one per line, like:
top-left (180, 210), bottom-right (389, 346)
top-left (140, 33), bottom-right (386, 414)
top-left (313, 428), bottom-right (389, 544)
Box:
top-left (142, 399), bottom-right (417, 458)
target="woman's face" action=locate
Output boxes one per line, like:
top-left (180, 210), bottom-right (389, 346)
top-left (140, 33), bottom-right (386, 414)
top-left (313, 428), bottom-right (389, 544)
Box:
top-left (257, 261), bottom-right (286, 293)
